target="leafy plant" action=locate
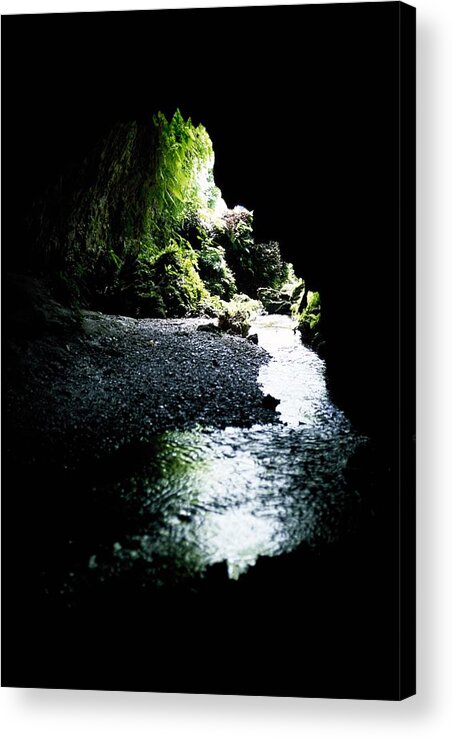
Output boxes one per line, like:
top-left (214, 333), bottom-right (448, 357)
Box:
top-left (149, 110), bottom-right (217, 246)
top-left (144, 238), bottom-right (208, 317)
top-left (210, 209), bottom-right (291, 298)
top-left (29, 111), bottom-right (305, 319)
top-left (298, 290), bottom-right (323, 350)
top-left (217, 294), bottom-right (262, 337)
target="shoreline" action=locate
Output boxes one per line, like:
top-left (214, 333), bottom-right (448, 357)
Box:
top-left (5, 310), bottom-right (279, 468)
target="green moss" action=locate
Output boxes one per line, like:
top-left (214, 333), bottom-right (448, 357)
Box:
top-left (30, 111), bottom-right (302, 318)
top-left (149, 110), bottom-right (217, 248)
top-left (217, 294), bottom-right (262, 337)
top-left (298, 290), bottom-right (323, 350)
top-left (207, 210), bottom-right (291, 298)
top-left (142, 239), bottom-right (208, 317)
top-left (197, 242), bottom-right (237, 299)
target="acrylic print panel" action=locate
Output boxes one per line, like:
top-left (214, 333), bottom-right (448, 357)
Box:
top-left (1, 2), bottom-right (415, 700)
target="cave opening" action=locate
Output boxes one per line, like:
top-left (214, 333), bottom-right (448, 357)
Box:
top-left (22, 108), bottom-right (321, 350)
top-left (2, 4), bottom-right (412, 700)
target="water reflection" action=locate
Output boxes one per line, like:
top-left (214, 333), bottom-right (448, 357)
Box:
top-left (87, 315), bottom-right (367, 583)
top-left (254, 314), bottom-right (343, 428)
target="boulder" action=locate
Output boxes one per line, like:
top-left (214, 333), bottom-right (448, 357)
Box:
top-left (257, 287), bottom-right (292, 315)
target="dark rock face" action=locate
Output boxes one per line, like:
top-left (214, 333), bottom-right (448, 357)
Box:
top-left (261, 394), bottom-right (280, 411)
top-left (294, 250), bottom-right (400, 440)
top-left (257, 287), bottom-right (292, 315)
top-left (3, 273), bottom-right (80, 339)
top-left (253, 174), bottom-right (404, 443)
top-left (28, 121), bottom-right (157, 305)
top-left (196, 322), bottom-right (220, 334)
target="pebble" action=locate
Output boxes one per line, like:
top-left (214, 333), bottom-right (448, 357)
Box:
top-left (5, 313), bottom-right (279, 468)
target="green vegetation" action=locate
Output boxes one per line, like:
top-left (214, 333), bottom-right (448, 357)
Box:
top-left (146, 109), bottom-right (220, 252)
top-left (297, 290), bottom-right (323, 350)
top-left (31, 110), bottom-right (309, 327)
top-left (208, 209), bottom-right (290, 298)
top-left (217, 294), bottom-right (262, 337)
top-left (133, 111), bottom-right (220, 316)
top-left (138, 239), bottom-right (208, 318)
top-left (195, 225), bottom-right (237, 300)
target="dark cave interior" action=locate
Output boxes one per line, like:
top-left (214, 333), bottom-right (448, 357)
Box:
top-left (1, 3), bottom-right (415, 699)
top-left (3, 3), bottom-right (412, 435)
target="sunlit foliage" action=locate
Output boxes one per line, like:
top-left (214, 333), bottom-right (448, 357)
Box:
top-left (298, 290), bottom-right (323, 350)
top-left (32, 110), bottom-right (299, 320)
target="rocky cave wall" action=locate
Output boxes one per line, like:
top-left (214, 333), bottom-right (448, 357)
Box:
top-left (16, 111), bottom-right (410, 443)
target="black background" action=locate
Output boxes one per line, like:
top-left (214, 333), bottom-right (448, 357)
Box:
top-left (3, 3), bottom-right (399, 261)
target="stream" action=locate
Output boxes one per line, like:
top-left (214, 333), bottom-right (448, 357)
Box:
top-left (85, 314), bottom-right (368, 585)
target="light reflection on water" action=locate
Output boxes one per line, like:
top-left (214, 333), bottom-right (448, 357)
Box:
top-left (254, 314), bottom-right (342, 428)
top-left (89, 315), bottom-right (367, 582)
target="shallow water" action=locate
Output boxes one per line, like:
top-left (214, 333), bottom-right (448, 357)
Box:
top-left (86, 315), bottom-right (368, 583)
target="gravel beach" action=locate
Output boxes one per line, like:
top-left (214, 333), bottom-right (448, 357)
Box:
top-left (5, 310), bottom-right (278, 467)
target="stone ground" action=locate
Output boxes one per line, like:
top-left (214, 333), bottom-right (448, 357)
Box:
top-left (4, 310), bottom-right (278, 468)
top-left (3, 298), bottom-right (397, 700)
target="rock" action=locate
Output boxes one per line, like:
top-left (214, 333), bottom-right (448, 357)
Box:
top-left (5, 313), bottom-right (279, 475)
top-left (262, 394), bottom-right (280, 410)
top-left (197, 322), bottom-right (220, 334)
top-left (205, 560), bottom-right (229, 583)
top-left (247, 333), bottom-right (258, 344)
top-left (177, 510), bottom-right (192, 522)
top-left (4, 273), bottom-right (80, 338)
top-left (257, 287), bottom-right (292, 315)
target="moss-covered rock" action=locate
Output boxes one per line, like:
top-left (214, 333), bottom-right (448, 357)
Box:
top-left (146, 240), bottom-right (207, 317)
top-left (27, 112), bottom-right (300, 320)
top-left (297, 290), bottom-right (324, 352)
top-left (257, 287), bottom-right (292, 315)
top-left (217, 294), bottom-right (262, 337)
top-left (30, 121), bottom-right (158, 305)
top-left (29, 113), bottom-right (218, 316)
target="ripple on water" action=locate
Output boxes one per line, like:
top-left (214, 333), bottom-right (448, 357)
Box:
top-left (84, 315), bottom-right (369, 584)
